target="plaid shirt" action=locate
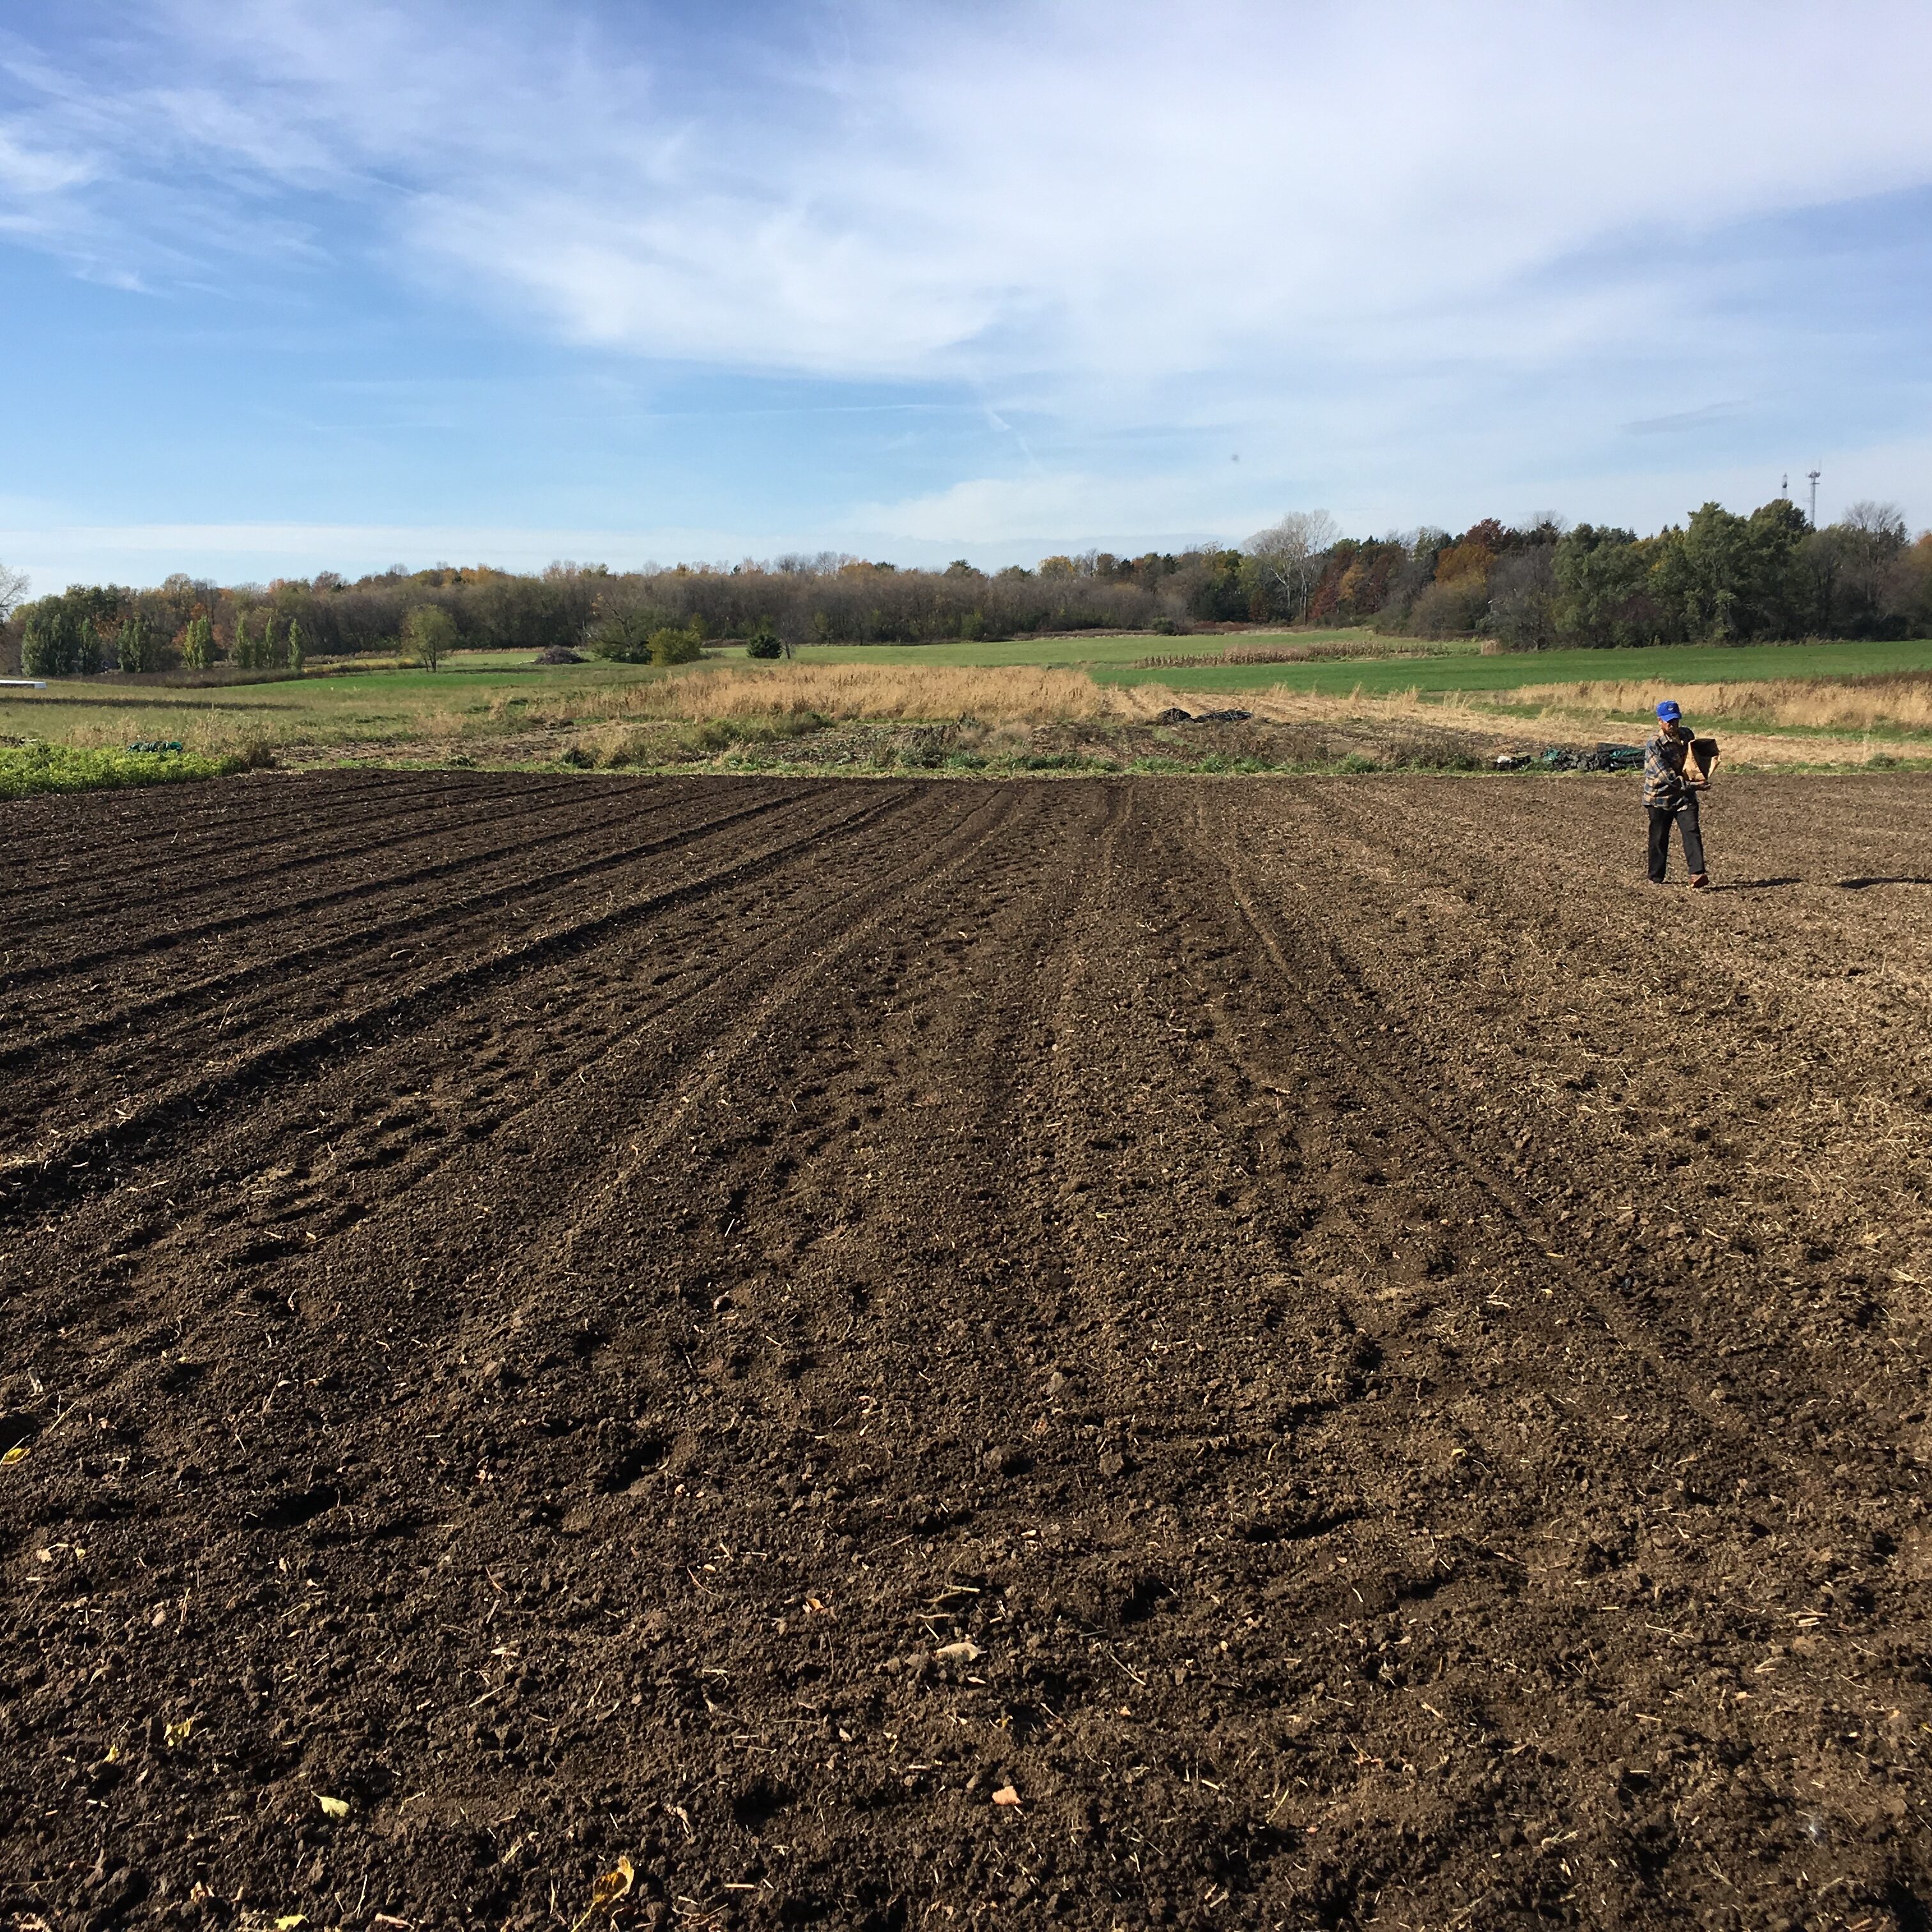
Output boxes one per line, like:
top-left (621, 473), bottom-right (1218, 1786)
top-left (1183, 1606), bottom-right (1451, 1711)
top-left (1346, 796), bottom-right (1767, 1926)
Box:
top-left (1643, 729), bottom-right (1693, 808)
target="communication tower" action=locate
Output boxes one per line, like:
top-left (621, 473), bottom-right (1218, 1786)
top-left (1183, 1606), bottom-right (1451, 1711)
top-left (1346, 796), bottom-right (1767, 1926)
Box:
top-left (1807, 469), bottom-right (1821, 526)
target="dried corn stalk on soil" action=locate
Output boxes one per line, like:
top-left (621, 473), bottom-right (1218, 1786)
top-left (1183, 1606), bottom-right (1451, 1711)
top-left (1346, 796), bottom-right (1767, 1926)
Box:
top-left (1, 770), bottom-right (1929, 1931)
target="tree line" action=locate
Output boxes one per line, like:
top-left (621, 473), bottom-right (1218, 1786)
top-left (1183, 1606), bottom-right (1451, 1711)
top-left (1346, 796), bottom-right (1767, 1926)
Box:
top-left (1276, 500), bottom-right (1932, 648)
top-left (3, 498), bottom-right (1928, 677)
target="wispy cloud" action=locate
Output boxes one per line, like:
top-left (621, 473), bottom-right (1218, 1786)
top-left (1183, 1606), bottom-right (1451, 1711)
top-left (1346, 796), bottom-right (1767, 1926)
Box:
top-left (1625, 401), bottom-right (1755, 437)
top-left (10, 3), bottom-right (1930, 379)
top-left (3, 0), bottom-right (1930, 567)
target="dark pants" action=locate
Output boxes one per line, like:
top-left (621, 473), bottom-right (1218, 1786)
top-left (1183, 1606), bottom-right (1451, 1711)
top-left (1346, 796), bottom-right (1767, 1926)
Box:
top-left (1648, 794), bottom-right (1705, 882)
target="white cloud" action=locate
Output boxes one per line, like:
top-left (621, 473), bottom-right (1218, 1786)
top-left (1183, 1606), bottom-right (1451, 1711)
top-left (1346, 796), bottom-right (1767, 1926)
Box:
top-left (3, 0), bottom-right (1931, 559)
top-left (9, 0), bottom-right (1929, 388)
top-left (849, 471), bottom-right (1237, 549)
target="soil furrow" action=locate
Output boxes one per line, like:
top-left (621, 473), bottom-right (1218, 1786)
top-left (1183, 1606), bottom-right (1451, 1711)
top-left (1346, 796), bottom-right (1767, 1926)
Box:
top-left (0, 772), bottom-right (610, 940)
top-left (0, 778), bottom-right (791, 993)
top-left (0, 785), bottom-right (918, 1213)
top-left (0, 768), bottom-right (473, 883)
top-left (0, 783), bottom-right (832, 1082)
top-left (1, 773), bottom-right (1927, 1932)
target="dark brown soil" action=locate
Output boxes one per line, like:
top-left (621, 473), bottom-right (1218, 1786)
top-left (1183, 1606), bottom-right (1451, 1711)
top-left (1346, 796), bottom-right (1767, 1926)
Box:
top-left (3, 771), bottom-right (1929, 1932)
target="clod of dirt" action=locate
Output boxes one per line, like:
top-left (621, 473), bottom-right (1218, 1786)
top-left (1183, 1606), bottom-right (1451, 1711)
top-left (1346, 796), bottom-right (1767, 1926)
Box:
top-left (981, 1443), bottom-right (1031, 1476)
top-left (1069, 1561), bottom-right (1169, 1628)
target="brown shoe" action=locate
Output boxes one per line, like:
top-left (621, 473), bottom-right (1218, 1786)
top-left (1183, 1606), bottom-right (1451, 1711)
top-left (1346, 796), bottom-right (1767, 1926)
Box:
top-left (1690, 873), bottom-right (1712, 890)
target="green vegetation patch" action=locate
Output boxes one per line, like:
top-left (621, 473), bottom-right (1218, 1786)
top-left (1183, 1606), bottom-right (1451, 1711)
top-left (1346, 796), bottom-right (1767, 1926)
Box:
top-left (785, 629), bottom-right (1440, 670)
top-left (0, 741), bottom-right (240, 801)
top-left (1089, 637), bottom-right (1932, 697)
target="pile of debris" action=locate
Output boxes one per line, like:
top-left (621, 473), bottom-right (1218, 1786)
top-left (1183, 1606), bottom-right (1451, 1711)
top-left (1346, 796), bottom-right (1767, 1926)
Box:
top-left (1494, 742), bottom-right (1644, 773)
top-left (1154, 707), bottom-right (1254, 725)
top-left (533, 647), bottom-right (584, 666)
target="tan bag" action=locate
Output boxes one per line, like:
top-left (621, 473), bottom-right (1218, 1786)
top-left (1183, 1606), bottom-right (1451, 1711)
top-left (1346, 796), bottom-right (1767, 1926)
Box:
top-left (1683, 737), bottom-right (1719, 787)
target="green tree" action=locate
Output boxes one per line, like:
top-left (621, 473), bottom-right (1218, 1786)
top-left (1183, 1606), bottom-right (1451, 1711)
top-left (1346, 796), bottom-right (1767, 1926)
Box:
top-left (648, 625), bottom-right (704, 665)
top-left (243, 614), bottom-right (264, 669)
top-left (22, 604), bottom-right (75, 677)
top-left (403, 604), bottom-right (456, 669)
top-left (116, 613), bottom-right (160, 673)
top-left (73, 612), bottom-right (103, 676)
top-left (744, 619), bottom-right (783, 659)
top-left (182, 613), bottom-right (215, 670)
top-left (233, 611), bottom-right (254, 670)
top-left (287, 617), bottom-right (305, 675)
top-left (1650, 500), bottom-right (1805, 640)
top-left (1553, 525), bottom-right (1673, 647)
top-left (586, 607), bottom-right (663, 662)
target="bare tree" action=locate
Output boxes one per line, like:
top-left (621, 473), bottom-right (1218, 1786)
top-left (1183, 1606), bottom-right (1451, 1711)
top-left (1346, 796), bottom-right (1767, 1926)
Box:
top-left (1843, 500), bottom-right (1908, 550)
top-left (1834, 500), bottom-right (1911, 618)
top-left (0, 560), bottom-right (28, 623)
top-left (1245, 510), bottom-right (1340, 620)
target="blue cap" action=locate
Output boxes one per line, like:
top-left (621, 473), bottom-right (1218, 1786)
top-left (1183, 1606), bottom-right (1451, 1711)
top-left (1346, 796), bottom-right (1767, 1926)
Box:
top-left (1656, 699), bottom-right (1682, 721)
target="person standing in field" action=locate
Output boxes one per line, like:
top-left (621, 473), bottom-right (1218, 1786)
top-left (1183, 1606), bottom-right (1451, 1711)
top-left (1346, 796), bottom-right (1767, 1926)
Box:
top-left (1644, 699), bottom-right (1710, 889)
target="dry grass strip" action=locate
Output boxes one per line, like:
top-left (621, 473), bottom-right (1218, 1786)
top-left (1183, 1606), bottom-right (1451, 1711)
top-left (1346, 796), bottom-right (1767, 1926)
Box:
top-left (599, 662), bottom-right (1140, 724)
top-left (1503, 671), bottom-right (1932, 732)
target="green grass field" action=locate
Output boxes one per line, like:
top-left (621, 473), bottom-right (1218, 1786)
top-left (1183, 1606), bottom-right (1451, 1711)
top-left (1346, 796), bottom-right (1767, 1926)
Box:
top-left (0, 653), bottom-right (673, 756)
top-left (785, 633), bottom-right (1932, 694)
top-left (783, 629), bottom-right (1446, 671)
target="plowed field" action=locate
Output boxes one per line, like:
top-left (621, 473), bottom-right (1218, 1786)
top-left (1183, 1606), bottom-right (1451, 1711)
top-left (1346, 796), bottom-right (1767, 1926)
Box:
top-left (3, 771), bottom-right (1930, 1932)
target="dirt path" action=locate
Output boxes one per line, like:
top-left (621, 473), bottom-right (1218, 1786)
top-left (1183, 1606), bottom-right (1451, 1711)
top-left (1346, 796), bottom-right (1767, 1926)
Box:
top-left (2, 772), bottom-right (1928, 1932)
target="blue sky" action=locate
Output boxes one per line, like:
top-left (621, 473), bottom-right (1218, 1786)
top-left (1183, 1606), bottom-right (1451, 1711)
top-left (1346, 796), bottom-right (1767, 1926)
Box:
top-left (3, 0), bottom-right (1931, 589)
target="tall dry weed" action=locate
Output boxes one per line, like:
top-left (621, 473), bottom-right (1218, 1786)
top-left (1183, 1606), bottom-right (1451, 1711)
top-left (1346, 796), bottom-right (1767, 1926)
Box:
top-left (1503, 671), bottom-right (1932, 732)
top-left (1173, 679), bottom-right (1918, 768)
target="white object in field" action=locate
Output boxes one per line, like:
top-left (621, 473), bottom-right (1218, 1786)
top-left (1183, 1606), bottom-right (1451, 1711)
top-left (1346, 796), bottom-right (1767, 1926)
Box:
top-left (1, 679), bottom-right (47, 689)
